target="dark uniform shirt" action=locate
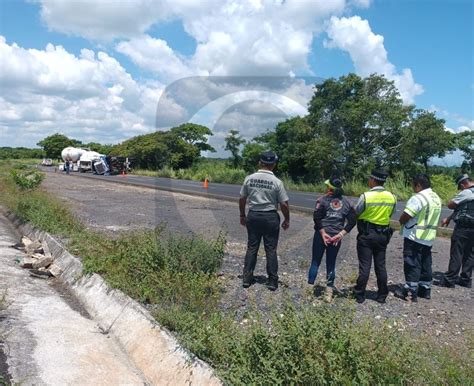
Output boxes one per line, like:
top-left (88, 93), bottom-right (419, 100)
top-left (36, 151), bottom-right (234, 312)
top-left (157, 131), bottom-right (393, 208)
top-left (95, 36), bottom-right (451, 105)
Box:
top-left (313, 194), bottom-right (357, 236)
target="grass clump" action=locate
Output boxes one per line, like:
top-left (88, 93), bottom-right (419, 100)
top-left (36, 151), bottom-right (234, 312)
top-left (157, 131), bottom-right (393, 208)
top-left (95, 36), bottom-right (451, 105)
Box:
top-left (80, 228), bottom-right (226, 308)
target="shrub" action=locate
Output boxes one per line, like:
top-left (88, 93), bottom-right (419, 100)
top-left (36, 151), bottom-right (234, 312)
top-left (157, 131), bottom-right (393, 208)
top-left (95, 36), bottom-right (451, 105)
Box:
top-left (10, 169), bottom-right (44, 190)
top-left (156, 303), bottom-right (473, 385)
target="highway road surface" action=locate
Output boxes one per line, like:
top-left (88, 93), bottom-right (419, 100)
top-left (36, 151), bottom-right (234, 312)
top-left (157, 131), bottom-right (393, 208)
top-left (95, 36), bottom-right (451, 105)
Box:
top-left (41, 167), bottom-right (455, 228)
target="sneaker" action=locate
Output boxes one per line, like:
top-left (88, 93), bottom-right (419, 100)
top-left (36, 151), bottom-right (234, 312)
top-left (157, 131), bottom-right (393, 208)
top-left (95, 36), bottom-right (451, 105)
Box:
top-left (418, 286), bottom-right (431, 299)
top-left (324, 286), bottom-right (334, 303)
top-left (267, 277), bottom-right (278, 291)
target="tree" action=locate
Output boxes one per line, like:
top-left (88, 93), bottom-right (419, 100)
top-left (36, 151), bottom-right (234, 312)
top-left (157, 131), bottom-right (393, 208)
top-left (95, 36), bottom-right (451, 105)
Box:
top-left (84, 142), bottom-right (114, 155)
top-left (241, 142), bottom-right (266, 172)
top-left (455, 130), bottom-right (473, 173)
top-left (400, 109), bottom-right (455, 172)
top-left (224, 129), bottom-right (246, 167)
top-left (307, 73), bottom-right (411, 179)
top-left (37, 133), bottom-right (81, 159)
top-left (170, 123), bottom-right (216, 153)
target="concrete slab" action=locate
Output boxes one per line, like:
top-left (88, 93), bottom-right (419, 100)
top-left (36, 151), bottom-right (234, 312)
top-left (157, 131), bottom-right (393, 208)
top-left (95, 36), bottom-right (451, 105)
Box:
top-left (0, 214), bottom-right (148, 385)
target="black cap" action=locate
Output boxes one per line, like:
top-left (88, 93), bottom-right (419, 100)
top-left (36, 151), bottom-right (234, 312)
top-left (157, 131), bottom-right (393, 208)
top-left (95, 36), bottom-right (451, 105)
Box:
top-left (370, 169), bottom-right (389, 182)
top-left (455, 173), bottom-right (470, 187)
top-left (259, 151), bottom-right (278, 165)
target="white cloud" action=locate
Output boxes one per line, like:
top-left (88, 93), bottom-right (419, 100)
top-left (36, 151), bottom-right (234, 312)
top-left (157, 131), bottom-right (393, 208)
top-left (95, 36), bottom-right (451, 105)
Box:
top-left (36, 0), bottom-right (169, 41)
top-left (116, 36), bottom-right (191, 80)
top-left (325, 16), bottom-right (424, 104)
top-left (36, 0), bottom-right (352, 79)
top-left (0, 36), bottom-right (187, 147)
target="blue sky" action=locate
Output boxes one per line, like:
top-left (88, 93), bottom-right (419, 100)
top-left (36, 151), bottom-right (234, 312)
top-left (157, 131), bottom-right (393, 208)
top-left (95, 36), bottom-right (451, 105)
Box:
top-left (0, 0), bottom-right (472, 163)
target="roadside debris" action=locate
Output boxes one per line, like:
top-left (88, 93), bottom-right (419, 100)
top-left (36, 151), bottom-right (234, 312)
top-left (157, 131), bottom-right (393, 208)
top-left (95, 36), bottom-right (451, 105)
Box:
top-left (11, 236), bottom-right (59, 278)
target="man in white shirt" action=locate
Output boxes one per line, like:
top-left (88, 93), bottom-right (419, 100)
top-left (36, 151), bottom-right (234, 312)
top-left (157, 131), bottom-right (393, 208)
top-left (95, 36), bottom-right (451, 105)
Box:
top-left (396, 174), bottom-right (442, 302)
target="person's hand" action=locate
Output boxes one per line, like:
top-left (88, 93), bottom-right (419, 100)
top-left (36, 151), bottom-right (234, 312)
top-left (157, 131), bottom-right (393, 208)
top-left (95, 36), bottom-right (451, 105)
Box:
top-left (441, 218), bottom-right (450, 227)
top-left (331, 231), bottom-right (344, 246)
top-left (240, 215), bottom-right (246, 227)
top-left (320, 230), bottom-right (332, 246)
top-left (282, 219), bottom-right (290, 230)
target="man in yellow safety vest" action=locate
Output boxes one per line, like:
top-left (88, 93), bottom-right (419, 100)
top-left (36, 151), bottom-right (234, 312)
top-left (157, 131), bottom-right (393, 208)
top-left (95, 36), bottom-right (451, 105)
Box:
top-left (396, 174), bottom-right (442, 302)
top-left (353, 169), bottom-right (396, 304)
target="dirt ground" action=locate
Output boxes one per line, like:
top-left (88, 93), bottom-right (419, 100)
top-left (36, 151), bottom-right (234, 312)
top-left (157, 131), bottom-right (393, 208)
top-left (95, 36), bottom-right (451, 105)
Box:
top-left (43, 173), bottom-right (473, 347)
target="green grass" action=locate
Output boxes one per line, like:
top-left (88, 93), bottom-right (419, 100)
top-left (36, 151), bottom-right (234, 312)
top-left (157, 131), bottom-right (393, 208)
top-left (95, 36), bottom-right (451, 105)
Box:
top-left (0, 160), bottom-right (471, 385)
top-left (132, 160), bottom-right (458, 204)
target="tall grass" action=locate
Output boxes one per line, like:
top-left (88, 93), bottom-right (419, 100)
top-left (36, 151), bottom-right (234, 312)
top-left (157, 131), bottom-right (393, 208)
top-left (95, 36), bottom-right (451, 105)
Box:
top-left (133, 160), bottom-right (458, 203)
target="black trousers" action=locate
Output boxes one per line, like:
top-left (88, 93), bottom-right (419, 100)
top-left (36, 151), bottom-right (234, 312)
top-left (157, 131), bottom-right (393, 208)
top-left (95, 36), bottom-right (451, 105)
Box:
top-left (243, 211), bottom-right (280, 280)
top-left (445, 227), bottom-right (474, 285)
top-left (354, 230), bottom-right (390, 297)
top-left (403, 238), bottom-right (432, 289)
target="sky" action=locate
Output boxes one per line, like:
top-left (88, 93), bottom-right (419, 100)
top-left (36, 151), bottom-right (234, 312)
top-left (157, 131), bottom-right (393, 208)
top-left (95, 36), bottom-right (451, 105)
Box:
top-left (0, 0), bottom-right (472, 164)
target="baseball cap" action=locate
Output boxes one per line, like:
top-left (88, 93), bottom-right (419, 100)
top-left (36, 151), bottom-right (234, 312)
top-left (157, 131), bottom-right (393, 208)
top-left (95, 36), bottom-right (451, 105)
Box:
top-left (370, 169), bottom-right (389, 182)
top-left (455, 173), bottom-right (470, 188)
top-left (259, 151), bottom-right (278, 165)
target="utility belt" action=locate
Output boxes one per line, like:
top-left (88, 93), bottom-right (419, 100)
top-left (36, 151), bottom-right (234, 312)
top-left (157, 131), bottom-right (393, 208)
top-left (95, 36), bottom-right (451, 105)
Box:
top-left (357, 220), bottom-right (392, 236)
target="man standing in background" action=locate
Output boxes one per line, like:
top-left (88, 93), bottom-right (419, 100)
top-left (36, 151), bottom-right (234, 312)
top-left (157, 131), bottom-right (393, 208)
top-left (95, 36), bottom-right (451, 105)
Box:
top-left (353, 170), bottom-right (396, 304)
top-left (239, 151), bottom-right (290, 291)
top-left (439, 174), bottom-right (474, 288)
top-left (396, 174), bottom-right (442, 302)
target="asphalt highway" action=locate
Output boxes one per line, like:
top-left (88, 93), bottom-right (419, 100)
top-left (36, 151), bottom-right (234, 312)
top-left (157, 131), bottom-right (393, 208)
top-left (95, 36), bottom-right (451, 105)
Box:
top-left (41, 167), bottom-right (455, 228)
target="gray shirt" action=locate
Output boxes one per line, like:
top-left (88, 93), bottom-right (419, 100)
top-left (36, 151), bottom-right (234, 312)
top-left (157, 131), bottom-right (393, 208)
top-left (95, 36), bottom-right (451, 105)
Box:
top-left (240, 170), bottom-right (289, 211)
top-left (452, 187), bottom-right (474, 205)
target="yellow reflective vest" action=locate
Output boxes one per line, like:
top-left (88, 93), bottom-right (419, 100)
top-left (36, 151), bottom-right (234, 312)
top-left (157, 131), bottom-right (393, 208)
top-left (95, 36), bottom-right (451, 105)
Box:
top-left (358, 189), bottom-right (397, 226)
top-left (405, 189), bottom-right (442, 242)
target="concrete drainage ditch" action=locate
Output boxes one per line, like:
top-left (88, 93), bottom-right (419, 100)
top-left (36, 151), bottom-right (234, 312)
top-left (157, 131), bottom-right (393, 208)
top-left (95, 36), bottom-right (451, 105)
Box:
top-left (1, 209), bottom-right (221, 386)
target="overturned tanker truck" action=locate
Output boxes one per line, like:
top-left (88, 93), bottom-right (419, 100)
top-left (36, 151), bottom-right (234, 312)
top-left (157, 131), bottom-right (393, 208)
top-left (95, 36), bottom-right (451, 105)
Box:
top-left (61, 147), bottom-right (131, 175)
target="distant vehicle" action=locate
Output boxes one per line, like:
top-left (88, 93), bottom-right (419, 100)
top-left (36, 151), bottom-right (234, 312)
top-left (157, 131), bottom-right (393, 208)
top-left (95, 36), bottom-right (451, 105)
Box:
top-left (41, 158), bottom-right (53, 166)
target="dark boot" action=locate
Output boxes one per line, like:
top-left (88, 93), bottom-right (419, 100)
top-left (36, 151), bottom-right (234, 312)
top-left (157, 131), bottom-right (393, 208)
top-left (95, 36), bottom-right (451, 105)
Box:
top-left (242, 272), bottom-right (254, 288)
top-left (458, 277), bottom-right (472, 288)
top-left (267, 276), bottom-right (278, 291)
top-left (418, 286), bottom-right (431, 299)
top-left (436, 277), bottom-right (456, 288)
top-left (408, 288), bottom-right (418, 302)
top-left (352, 288), bottom-right (365, 304)
top-left (375, 294), bottom-right (387, 304)
top-left (394, 286), bottom-right (408, 300)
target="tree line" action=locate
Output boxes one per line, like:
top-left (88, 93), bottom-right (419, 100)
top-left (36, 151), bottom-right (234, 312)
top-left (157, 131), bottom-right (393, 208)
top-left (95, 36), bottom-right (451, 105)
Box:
top-left (16, 72), bottom-right (473, 180)
top-left (227, 73), bottom-right (472, 180)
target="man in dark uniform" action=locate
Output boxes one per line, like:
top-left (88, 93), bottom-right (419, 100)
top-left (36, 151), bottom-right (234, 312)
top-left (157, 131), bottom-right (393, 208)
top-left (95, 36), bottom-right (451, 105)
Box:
top-left (239, 151), bottom-right (290, 291)
top-left (353, 169), bottom-right (396, 304)
top-left (439, 174), bottom-right (474, 288)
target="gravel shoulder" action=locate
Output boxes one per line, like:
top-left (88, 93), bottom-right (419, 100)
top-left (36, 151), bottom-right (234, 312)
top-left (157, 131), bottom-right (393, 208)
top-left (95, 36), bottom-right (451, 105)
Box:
top-left (43, 173), bottom-right (473, 348)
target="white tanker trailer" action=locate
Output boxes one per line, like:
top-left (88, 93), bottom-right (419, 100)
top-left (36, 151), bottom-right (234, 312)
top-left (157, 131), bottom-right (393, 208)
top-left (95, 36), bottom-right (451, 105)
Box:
top-left (61, 147), bottom-right (104, 173)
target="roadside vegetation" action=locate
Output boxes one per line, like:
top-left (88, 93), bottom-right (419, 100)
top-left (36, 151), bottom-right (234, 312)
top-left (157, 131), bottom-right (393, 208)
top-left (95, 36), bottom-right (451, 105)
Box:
top-left (0, 160), bottom-right (472, 384)
top-left (133, 159), bottom-right (459, 203)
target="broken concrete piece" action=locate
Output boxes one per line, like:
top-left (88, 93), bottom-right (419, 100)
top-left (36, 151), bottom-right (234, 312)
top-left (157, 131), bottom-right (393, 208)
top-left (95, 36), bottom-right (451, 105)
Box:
top-left (10, 242), bottom-right (25, 251)
top-left (32, 256), bottom-right (53, 270)
top-left (26, 241), bottom-right (42, 255)
top-left (31, 253), bottom-right (45, 260)
top-left (48, 264), bottom-right (63, 277)
top-left (19, 257), bottom-right (37, 269)
top-left (42, 241), bottom-right (52, 259)
top-left (21, 236), bottom-right (33, 246)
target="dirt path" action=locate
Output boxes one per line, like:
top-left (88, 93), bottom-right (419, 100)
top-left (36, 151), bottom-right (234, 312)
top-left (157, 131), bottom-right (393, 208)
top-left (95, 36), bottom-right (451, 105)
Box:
top-left (43, 173), bottom-right (473, 347)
